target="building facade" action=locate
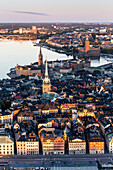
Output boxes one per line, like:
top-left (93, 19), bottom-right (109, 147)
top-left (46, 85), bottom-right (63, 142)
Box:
top-left (42, 136), bottom-right (54, 155)
top-left (0, 111), bottom-right (13, 125)
top-left (89, 139), bottom-right (104, 154)
top-left (16, 132), bottom-right (39, 155)
top-left (0, 135), bottom-right (14, 155)
top-left (69, 138), bottom-right (86, 154)
top-left (106, 133), bottom-right (113, 153)
top-left (54, 136), bottom-right (65, 154)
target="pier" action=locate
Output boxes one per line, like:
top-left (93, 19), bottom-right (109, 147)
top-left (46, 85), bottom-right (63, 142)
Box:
top-left (97, 62), bottom-right (113, 69)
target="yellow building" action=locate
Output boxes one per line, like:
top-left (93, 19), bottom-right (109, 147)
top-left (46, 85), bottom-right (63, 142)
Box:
top-left (42, 60), bottom-right (51, 93)
top-left (77, 109), bottom-right (96, 118)
top-left (41, 133), bottom-right (65, 155)
top-left (0, 111), bottom-right (13, 124)
top-left (69, 138), bottom-right (86, 154)
top-left (42, 136), bottom-right (54, 155)
top-left (16, 64), bottom-right (41, 76)
top-left (39, 128), bottom-right (65, 155)
top-left (17, 112), bottom-right (34, 123)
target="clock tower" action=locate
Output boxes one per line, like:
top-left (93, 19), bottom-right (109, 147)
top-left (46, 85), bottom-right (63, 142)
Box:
top-left (85, 35), bottom-right (89, 53)
top-left (42, 60), bottom-right (51, 93)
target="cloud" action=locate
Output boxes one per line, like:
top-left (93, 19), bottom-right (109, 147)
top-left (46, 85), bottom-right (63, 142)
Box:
top-left (12, 11), bottom-right (49, 16)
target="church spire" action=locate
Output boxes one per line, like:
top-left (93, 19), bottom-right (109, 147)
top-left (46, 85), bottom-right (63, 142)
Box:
top-left (42, 59), bottom-right (51, 93)
top-left (38, 45), bottom-right (43, 66)
top-left (39, 45), bottom-right (42, 56)
top-left (45, 59), bottom-right (48, 78)
top-left (86, 35), bottom-right (89, 41)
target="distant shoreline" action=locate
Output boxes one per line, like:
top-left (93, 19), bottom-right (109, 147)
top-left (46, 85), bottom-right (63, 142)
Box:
top-left (0, 34), bottom-right (37, 41)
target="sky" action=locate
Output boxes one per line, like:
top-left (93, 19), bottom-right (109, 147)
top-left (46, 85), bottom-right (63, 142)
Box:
top-left (0, 0), bottom-right (113, 23)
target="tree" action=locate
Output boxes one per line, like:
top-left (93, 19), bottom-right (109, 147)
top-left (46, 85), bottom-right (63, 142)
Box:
top-left (0, 100), bottom-right (11, 112)
top-left (93, 70), bottom-right (101, 75)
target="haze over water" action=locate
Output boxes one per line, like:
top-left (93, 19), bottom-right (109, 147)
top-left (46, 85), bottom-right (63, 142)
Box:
top-left (0, 40), bottom-right (110, 79)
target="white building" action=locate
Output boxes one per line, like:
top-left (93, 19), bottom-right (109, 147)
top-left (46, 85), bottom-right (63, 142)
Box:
top-left (16, 132), bottom-right (39, 155)
top-left (106, 133), bottom-right (113, 153)
top-left (0, 135), bottom-right (14, 155)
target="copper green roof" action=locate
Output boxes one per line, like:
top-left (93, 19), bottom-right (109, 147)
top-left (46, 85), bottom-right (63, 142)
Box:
top-left (42, 92), bottom-right (59, 100)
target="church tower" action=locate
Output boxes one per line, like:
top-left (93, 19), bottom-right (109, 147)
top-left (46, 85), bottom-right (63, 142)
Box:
top-left (42, 60), bottom-right (51, 93)
top-left (85, 35), bottom-right (89, 53)
top-left (38, 46), bottom-right (43, 66)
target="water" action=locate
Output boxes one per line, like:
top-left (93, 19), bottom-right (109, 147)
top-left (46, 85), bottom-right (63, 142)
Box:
top-left (0, 39), bottom-right (111, 79)
top-left (90, 57), bottom-right (111, 67)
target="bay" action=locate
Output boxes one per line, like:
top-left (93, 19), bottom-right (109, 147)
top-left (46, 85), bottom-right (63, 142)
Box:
top-left (0, 39), bottom-right (111, 79)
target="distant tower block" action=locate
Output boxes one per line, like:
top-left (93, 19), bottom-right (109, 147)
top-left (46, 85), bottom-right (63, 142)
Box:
top-left (38, 46), bottom-right (43, 66)
top-left (32, 26), bottom-right (36, 30)
top-left (42, 60), bottom-right (51, 93)
top-left (85, 35), bottom-right (89, 53)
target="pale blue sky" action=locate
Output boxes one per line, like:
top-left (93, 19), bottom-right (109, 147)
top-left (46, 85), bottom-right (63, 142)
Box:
top-left (0, 0), bottom-right (113, 22)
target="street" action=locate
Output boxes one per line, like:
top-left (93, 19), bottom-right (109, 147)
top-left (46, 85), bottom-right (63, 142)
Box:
top-left (0, 154), bottom-right (112, 168)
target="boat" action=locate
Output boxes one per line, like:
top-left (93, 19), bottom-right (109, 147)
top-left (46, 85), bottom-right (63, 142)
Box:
top-left (106, 58), bottom-right (113, 62)
top-left (33, 42), bottom-right (40, 46)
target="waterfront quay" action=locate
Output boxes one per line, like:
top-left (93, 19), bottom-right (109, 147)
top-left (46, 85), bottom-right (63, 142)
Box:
top-left (0, 154), bottom-right (113, 169)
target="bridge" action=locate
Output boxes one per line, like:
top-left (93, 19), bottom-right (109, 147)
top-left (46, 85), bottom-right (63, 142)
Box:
top-left (97, 62), bottom-right (113, 69)
top-left (0, 34), bottom-right (32, 41)
top-left (0, 34), bottom-right (20, 40)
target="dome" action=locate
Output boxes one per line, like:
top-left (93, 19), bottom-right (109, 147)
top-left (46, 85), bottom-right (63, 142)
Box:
top-left (42, 92), bottom-right (59, 100)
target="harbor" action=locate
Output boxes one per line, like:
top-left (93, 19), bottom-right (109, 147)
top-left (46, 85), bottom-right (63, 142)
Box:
top-left (0, 39), bottom-right (112, 79)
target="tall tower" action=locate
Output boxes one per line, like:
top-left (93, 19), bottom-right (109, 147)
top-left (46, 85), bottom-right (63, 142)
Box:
top-left (38, 46), bottom-right (43, 66)
top-left (42, 60), bottom-right (51, 93)
top-left (85, 35), bottom-right (89, 53)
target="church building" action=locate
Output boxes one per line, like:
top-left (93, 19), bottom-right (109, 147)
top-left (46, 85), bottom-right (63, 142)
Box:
top-left (42, 60), bottom-right (51, 93)
top-left (78, 35), bottom-right (100, 57)
top-left (38, 46), bottom-right (43, 66)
